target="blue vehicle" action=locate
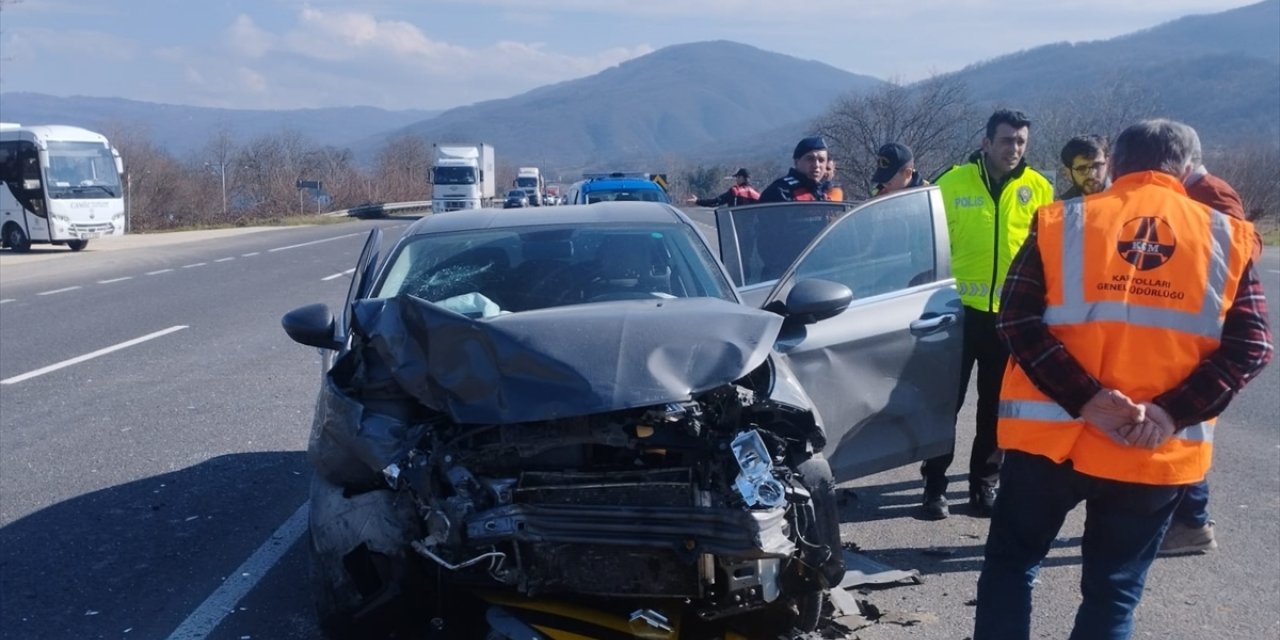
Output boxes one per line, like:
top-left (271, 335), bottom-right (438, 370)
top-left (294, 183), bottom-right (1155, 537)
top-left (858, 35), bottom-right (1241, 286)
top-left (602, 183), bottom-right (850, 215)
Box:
top-left (564, 172), bottom-right (670, 205)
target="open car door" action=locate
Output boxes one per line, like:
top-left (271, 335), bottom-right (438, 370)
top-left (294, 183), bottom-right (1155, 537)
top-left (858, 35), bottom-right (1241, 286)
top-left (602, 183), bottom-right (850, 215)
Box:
top-left (716, 190), bottom-right (963, 482)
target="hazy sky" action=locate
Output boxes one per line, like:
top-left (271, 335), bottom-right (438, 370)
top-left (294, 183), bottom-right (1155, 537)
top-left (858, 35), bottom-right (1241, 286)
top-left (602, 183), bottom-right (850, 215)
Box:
top-left (0, 0), bottom-right (1260, 112)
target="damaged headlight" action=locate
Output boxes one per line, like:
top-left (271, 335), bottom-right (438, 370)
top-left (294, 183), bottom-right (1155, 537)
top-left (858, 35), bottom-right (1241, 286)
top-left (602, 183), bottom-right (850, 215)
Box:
top-left (730, 430), bottom-right (786, 509)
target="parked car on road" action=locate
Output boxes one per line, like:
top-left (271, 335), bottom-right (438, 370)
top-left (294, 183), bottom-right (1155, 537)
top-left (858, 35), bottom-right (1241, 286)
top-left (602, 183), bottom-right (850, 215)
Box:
top-left (282, 190), bottom-right (961, 638)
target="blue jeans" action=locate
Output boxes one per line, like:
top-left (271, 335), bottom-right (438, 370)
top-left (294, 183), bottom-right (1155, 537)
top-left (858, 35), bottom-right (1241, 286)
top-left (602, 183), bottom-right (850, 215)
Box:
top-left (1171, 479), bottom-right (1210, 527)
top-left (973, 451), bottom-right (1181, 640)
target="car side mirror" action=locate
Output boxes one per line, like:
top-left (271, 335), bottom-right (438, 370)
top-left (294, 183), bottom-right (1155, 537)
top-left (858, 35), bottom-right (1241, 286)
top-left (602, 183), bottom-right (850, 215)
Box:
top-left (282, 303), bottom-right (342, 350)
top-left (783, 279), bottom-right (853, 324)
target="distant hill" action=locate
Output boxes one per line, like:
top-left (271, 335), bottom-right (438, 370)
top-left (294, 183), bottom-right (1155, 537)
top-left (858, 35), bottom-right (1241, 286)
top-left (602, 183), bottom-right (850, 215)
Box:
top-left (940, 0), bottom-right (1280, 145)
top-left (2, 1), bottom-right (1273, 174)
top-left (370, 41), bottom-right (885, 173)
top-left (0, 93), bottom-right (440, 157)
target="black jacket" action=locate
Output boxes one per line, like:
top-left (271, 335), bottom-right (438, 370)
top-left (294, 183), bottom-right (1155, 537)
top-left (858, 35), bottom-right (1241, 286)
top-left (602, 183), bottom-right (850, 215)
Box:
top-left (758, 168), bottom-right (827, 203)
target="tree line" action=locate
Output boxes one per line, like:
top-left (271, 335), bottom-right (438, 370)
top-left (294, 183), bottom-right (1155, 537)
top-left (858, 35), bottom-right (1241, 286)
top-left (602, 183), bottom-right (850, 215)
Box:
top-left (107, 74), bottom-right (1277, 232)
top-left (680, 75), bottom-right (1278, 226)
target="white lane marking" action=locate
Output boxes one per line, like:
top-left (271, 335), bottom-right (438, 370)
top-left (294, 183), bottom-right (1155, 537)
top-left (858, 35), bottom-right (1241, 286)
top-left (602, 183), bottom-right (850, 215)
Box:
top-left (1, 325), bottom-right (188, 385)
top-left (146, 268), bottom-right (174, 275)
top-left (0, 299), bottom-right (14, 304)
top-left (182, 262), bottom-right (207, 269)
top-left (214, 257), bottom-right (235, 263)
top-left (1268, 269), bottom-right (1280, 274)
top-left (267, 232), bottom-right (363, 253)
top-left (37, 286), bottom-right (82, 296)
top-left (321, 268), bottom-right (356, 281)
top-left (164, 501), bottom-right (308, 640)
top-left (241, 252), bottom-right (260, 257)
top-left (98, 276), bottom-right (133, 284)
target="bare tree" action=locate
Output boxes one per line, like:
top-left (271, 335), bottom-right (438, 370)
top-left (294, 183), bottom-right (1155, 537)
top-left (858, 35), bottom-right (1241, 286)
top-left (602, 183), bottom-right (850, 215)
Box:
top-left (683, 165), bottom-right (726, 199)
top-left (200, 128), bottom-right (238, 222)
top-left (308, 145), bottom-right (363, 210)
top-left (815, 75), bottom-right (978, 198)
top-left (374, 134), bottom-right (431, 203)
top-left (1025, 77), bottom-right (1161, 193)
top-left (1212, 143), bottom-right (1280, 224)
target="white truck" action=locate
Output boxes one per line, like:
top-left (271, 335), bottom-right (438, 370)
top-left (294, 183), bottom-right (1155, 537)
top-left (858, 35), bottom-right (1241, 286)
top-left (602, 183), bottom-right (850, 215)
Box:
top-left (1, 123), bottom-right (125, 252)
top-left (514, 167), bottom-right (545, 206)
top-left (430, 143), bottom-right (495, 213)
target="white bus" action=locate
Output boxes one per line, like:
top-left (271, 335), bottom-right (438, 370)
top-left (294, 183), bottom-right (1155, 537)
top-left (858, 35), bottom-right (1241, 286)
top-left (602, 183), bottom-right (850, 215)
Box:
top-left (1, 123), bottom-right (125, 252)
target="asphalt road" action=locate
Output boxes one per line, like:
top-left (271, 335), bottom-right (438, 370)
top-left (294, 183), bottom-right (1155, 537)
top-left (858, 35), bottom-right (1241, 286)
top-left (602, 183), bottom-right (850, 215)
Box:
top-left (0, 215), bottom-right (1276, 640)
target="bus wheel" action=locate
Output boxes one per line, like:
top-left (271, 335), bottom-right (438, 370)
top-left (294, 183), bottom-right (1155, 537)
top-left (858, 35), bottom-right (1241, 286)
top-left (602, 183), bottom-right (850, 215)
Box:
top-left (66, 239), bottom-right (88, 252)
top-left (3, 225), bottom-right (30, 253)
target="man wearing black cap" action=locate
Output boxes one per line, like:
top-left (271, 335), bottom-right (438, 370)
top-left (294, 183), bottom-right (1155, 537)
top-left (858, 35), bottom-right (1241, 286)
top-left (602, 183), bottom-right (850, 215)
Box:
top-left (759, 136), bottom-right (831, 203)
top-left (749, 136), bottom-right (834, 280)
top-left (872, 142), bottom-right (928, 196)
top-left (686, 168), bottom-right (761, 207)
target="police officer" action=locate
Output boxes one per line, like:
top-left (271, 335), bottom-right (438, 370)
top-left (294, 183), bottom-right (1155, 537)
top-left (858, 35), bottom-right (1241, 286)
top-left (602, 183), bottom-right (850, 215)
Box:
top-left (872, 142), bottom-right (928, 196)
top-left (759, 136), bottom-right (830, 203)
top-left (750, 136), bottom-right (833, 280)
top-left (922, 110), bottom-right (1055, 519)
top-left (686, 168), bottom-right (761, 207)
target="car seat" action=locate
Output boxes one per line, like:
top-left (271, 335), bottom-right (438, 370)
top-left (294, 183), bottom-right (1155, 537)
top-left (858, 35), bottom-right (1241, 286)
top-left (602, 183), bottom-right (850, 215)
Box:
top-left (589, 235), bottom-right (672, 299)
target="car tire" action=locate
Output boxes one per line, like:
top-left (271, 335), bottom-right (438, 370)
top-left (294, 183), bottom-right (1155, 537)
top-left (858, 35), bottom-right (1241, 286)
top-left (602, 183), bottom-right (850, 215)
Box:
top-left (792, 590), bottom-right (825, 632)
top-left (4, 224), bottom-right (31, 253)
top-left (66, 239), bottom-right (88, 252)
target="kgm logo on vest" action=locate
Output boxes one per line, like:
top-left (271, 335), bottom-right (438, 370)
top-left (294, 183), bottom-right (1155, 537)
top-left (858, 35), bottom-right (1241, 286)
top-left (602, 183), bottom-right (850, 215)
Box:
top-left (1117, 217), bottom-right (1176, 271)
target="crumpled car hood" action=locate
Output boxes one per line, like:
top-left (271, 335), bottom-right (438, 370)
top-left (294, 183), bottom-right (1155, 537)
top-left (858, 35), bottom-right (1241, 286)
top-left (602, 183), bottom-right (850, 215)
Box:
top-left (349, 295), bottom-right (783, 424)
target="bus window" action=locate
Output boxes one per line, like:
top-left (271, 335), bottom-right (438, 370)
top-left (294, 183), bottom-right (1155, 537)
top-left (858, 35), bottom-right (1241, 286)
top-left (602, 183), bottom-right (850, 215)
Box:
top-left (0, 142), bottom-right (17, 185)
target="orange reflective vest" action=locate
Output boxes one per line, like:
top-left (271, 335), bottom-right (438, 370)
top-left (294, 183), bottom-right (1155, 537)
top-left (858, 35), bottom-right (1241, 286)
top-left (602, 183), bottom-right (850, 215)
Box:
top-left (998, 172), bottom-right (1255, 485)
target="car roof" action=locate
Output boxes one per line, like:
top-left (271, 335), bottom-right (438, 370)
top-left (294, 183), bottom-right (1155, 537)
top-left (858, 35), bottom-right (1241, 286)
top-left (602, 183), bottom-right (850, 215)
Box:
top-left (402, 201), bottom-right (689, 236)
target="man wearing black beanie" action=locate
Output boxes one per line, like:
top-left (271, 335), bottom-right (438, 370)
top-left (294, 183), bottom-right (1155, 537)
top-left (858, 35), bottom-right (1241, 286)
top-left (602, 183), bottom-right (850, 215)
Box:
top-left (759, 136), bottom-right (831, 203)
top-left (750, 136), bottom-right (835, 280)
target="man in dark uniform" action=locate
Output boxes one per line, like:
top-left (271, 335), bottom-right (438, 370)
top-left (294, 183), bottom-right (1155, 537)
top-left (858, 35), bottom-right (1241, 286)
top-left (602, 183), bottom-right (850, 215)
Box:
top-left (760, 136), bottom-right (830, 203)
top-left (686, 168), bottom-right (761, 207)
top-left (751, 136), bottom-right (834, 280)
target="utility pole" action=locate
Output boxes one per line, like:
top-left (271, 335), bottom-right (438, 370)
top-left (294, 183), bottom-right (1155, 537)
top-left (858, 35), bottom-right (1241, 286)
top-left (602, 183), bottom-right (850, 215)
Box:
top-left (204, 161), bottom-right (227, 218)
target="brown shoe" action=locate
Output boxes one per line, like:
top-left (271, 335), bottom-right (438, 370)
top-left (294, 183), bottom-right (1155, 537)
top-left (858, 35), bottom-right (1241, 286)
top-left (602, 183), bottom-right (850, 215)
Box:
top-left (1159, 520), bottom-right (1218, 556)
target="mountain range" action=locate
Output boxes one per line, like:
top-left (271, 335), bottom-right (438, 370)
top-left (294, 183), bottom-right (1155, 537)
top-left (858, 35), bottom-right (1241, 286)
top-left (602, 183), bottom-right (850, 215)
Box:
top-left (0, 1), bottom-right (1274, 171)
top-left (0, 93), bottom-right (439, 158)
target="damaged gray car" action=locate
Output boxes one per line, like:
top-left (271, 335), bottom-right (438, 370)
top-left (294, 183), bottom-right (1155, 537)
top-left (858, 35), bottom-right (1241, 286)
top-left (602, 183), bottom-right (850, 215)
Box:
top-left (282, 192), bottom-right (963, 638)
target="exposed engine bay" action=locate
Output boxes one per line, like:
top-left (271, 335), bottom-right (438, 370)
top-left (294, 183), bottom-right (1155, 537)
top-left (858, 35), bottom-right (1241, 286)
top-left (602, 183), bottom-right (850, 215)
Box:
top-left (307, 295), bottom-right (844, 632)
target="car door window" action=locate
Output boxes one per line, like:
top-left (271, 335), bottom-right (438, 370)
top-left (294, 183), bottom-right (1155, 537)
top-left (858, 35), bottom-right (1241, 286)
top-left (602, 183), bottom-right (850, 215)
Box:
top-left (791, 190), bottom-right (936, 300)
top-left (339, 228), bottom-right (382, 339)
top-left (716, 202), bottom-right (853, 287)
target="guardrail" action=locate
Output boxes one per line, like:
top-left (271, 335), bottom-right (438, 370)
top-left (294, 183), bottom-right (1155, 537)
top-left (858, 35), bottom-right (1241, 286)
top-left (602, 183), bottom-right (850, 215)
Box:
top-left (322, 200), bottom-right (436, 218)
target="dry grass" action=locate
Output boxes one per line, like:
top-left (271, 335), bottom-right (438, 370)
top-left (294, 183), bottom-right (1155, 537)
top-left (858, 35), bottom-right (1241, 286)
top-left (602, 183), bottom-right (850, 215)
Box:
top-left (135, 213), bottom-right (357, 233)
